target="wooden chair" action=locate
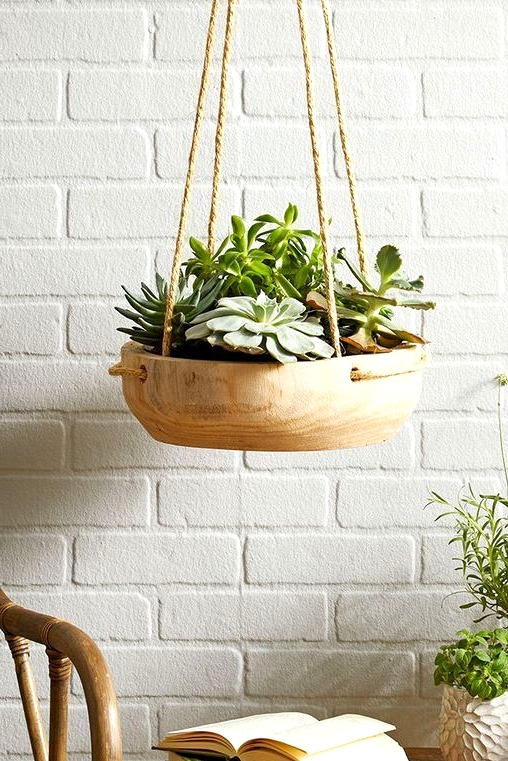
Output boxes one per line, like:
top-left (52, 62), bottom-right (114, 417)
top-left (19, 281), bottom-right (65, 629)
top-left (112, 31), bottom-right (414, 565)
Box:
top-left (0, 588), bottom-right (122, 761)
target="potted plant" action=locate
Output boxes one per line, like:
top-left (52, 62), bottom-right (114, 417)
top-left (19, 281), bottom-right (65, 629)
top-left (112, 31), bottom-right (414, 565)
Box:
top-left (430, 374), bottom-right (508, 761)
top-left (110, 204), bottom-right (435, 451)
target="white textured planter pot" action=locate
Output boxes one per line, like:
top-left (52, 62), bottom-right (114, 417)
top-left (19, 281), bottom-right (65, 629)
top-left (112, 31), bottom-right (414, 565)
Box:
top-left (439, 684), bottom-right (508, 761)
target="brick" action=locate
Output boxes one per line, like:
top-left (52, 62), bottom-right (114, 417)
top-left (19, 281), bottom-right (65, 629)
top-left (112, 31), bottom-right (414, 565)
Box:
top-left (68, 302), bottom-right (123, 355)
top-left (14, 592), bottom-right (151, 641)
top-left (159, 475), bottom-right (240, 527)
top-left (160, 591), bottom-right (241, 641)
top-left (73, 419), bottom-right (237, 471)
top-left (423, 302), bottom-right (508, 355)
top-left (240, 2), bottom-right (323, 58)
top-left (69, 69), bottom-right (202, 121)
top-left (422, 533), bottom-right (465, 585)
top-left (245, 535), bottom-right (414, 584)
top-left (0, 303), bottom-right (62, 354)
top-left (0, 477), bottom-right (149, 527)
top-left (0, 185), bottom-right (60, 239)
top-left (241, 591), bottom-right (327, 641)
top-left (244, 185), bottom-right (415, 238)
top-left (0, 419), bottom-right (65, 471)
top-left (0, 535), bottom-right (66, 585)
top-left (156, 125), bottom-right (239, 179)
top-left (68, 704), bottom-right (150, 753)
top-left (245, 424), bottom-right (414, 471)
top-left (341, 126), bottom-right (503, 180)
top-left (322, 701), bottom-right (440, 748)
top-left (0, 10), bottom-right (148, 62)
top-left (420, 362), bottom-right (506, 411)
top-left (0, 642), bottom-right (49, 699)
top-left (0, 246), bottom-right (150, 296)
top-left (423, 189), bottom-right (508, 238)
top-left (100, 646), bottom-right (241, 697)
top-left (0, 70), bottom-right (61, 121)
top-left (160, 591), bottom-right (327, 641)
top-left (424, 67), bottom-right (508, 117)
top-left (240, 474), bottom-right (328, 526)
top-left (74, 533), bottom-right (240, 584)
top-left (68, 185), bottom-right (240, 240)
top-left (159, 702), bottom-right (326, 737)
top-left (240, 124), bottom-right (317, 178)
top-left (0, 360), bottom-right (122, 412)
top-left (389, 703), bottom-right (438, 747)
top-left (0, 707), bottom-right (30, 754)
top-left (159, 703), bottom-right (280, 735)
top-left (337, 477), bottom-right (461, 528)
top-left (403, 245), bottom-right (503, 297)
top-left (421, 650), bottom-right (443, 698)
top-left (156, 2), bottom-right (322, 62)
top-left (0, 128), bottom-right (150, 179)
top-left (422, 418), bottom-right (507, 471)
top-left (243, 65), bottom-right (415, 119)
top-left (336, 592), bottom-right (471, 642)
top-left (154, 5), bottom-right (218, 62)
top-left (121, 704), bottom-right (152, 754)
top-left (245, 649), bottom-right (415, 697)
top-left (336, 8), bottom-right (503, 60)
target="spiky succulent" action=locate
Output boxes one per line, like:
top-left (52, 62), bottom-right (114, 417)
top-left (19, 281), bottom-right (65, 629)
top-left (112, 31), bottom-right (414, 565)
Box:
top-left (185, 293), bottom-right (334, 364)
top-left (116, 273), bottom-right (223, 353)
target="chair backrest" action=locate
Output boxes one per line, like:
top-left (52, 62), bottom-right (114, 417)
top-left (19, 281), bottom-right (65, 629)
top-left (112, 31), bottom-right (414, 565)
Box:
top-left (0, 588), bottom-right (122, 761)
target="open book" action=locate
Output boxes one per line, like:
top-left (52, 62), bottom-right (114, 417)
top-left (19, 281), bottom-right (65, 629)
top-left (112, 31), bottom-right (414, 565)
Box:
top-left (155, 712), bottom-right (408, 761)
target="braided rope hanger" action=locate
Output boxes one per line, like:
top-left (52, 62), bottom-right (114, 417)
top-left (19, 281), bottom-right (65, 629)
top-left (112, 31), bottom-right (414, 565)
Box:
top-left (161, 0), bottom-right (367, 358)
top-left (161, 0), bottom-right (227, 357)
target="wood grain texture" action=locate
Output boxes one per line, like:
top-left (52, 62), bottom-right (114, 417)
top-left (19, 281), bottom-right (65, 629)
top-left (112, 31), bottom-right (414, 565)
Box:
top-left (0, 589), bottom-right (122, 761)
top-left (119, 342), bottom-right (427, 450)
top-left (404, 750), bottom-right (443, 761)
top-left (47, 648), bottom-right (72, 761)
top-left (6, 634), bottom-right (48, 761)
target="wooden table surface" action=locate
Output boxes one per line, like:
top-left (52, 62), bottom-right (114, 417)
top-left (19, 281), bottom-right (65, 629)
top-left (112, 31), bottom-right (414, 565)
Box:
top-left (405, 750), bottom-right (443, 761)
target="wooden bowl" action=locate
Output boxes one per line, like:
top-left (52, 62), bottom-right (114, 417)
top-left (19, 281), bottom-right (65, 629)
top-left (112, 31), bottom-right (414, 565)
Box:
top-left (116, 341), bottom-right (427, 451)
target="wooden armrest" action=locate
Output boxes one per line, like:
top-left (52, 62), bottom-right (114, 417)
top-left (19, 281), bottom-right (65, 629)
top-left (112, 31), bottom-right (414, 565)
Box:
top-left (0, 589), bottom-right (122, 761)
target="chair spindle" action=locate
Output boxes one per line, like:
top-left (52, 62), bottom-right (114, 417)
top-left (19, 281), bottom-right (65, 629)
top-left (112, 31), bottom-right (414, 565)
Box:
top-left (46, 648), bottom-right (72, 761)
top-left (6, 633), bottom-right (48, 761)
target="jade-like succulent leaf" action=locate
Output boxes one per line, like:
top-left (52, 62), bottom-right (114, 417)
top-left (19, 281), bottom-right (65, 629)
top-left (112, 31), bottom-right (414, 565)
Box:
top-left (376, 245), bottom-right (402, 285)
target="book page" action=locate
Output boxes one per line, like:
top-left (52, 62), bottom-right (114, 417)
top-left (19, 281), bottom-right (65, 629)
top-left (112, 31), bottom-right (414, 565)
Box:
top-left (242, 733), bottom-right (407, 761)
top-left (307, 733), bottom-right (407, 761)
top-left (240, 715), bottom-right (395, 757)
top-left (157, 713), bottom-right (317, 755)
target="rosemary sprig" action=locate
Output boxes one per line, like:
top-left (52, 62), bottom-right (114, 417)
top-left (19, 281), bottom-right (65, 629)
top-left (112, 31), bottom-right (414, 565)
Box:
top-left (429, 375), bottom-right (508, 624)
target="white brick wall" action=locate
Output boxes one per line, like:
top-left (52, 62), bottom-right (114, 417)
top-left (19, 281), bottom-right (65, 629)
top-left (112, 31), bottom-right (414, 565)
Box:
top-left (1, 0), bottom-right (507, 756)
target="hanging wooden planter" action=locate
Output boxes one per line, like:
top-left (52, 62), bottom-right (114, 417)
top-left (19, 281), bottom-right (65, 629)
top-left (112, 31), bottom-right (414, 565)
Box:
top-left (110, 0), bottom-right (430, 451)
top-left (116, 342), bottom-right (427, 451)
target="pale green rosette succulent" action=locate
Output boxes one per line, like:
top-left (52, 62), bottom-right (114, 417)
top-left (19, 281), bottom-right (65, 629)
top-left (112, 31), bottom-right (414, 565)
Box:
top-left (185, 293), bottom-right (334, 364)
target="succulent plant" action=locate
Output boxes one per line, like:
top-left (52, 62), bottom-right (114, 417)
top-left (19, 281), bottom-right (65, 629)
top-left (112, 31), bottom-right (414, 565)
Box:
top-left (116, 204), bottom-right (434, 360)
top-left (185, 293), bottom-right (334, 364)
top-left (308, 245), bottom-right (435, 353)
top-left (183, 203), bottom-right (328, 302)
top-left (116, 272), bottom-right (223, 353)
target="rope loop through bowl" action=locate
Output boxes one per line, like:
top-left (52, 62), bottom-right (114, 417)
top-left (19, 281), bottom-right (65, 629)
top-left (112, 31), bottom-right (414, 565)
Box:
top-left (161, 0), bottom-right (367, 360)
